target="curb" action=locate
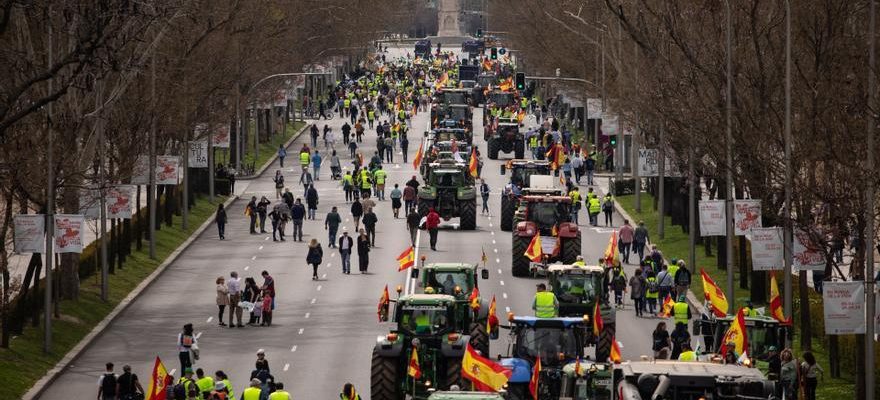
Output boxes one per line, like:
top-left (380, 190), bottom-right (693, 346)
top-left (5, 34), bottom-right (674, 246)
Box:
top-left (23, 194), bottom-right (239, 400)
top-left (237, 123), bottom-right (309, 180)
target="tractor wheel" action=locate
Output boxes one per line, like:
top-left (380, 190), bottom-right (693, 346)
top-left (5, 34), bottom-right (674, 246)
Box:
top-left (460, 200), bottom-right (477, 230)
top-left (505, 383), bottom-right (530, 400)
top-left (445, 357), bottom-right (463, 389)
top-left (500, 196), bottom-right (514, 232)
top-left (487, 138), bottom-right (500, 159)
top-left (561, 232), bottom-right (582, 264)
top-left (371, 348), bottom-right (401, 400)
top-left (596, 322), bottom-right (616, 363)
top-left (511, 235), bottom-right (530, 277)
top-left (469, 322), bottom-right (490, 355)
top-left (514, 138), bottom-right (525, 159)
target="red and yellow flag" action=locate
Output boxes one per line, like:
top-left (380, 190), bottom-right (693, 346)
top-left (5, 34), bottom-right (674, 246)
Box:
top-left (481, 58), bottom-right (493, 71)
top-left (469, 286), bottom-right (481, 311)
top-left (610, 337), bottom-right (622, 363)
top-left (574, 357), bottom-right (582, 377)
top-left (357, 152), bottom-right (364, 167)
top-left (524, 234), bottom-right (543, 262)
top-left (528, 356), bottom-right (541, 400)
top-left (461, 343), bottom-right (512, 391)
top-left (499, 77), bottom-right (513, 92)
top-left (661, 294), bottom-right (675, 317)
top-left (408, 346), bottom-right (422, 379)
top-left (603, 231), bottom-right (620, 266)
top-left (700, 268), bottom-right (729, 317)
top-left (378, 285), bottom-right (390, 322)
top-left (486, 295), bottom-right (499, 333)
top-left (468, 148), bottom-right (479, 178)
top-left (146, 357), bottom-right (169, 400)
top-left (721, 308), bottom-right (749, 358)
top-left (397, 246), bottom-right (415, 271)
top-left (769, 272), bottom-right (791, 325)
top-left (592, 301), bottom-right (604, 337)
top-left (413, 142), bottom-right (424, 170)
top-left (517, 109), bottom-right (526, 123)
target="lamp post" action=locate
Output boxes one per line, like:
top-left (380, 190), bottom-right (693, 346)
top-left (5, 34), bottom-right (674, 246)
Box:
top-left (725, 0), bottom-right (735, 314)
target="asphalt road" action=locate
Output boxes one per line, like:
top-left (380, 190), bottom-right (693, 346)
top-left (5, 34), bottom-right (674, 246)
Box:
top-left (40, 47), bottom-right (668, 400)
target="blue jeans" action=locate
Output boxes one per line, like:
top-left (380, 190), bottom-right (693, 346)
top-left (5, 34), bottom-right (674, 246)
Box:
top-left (328, 228), bottom-right (338, 246)
top-left (313, 166), bottom-right (321, 180)
top-left (340, 249), bottom-right (351, 273)
top-left (586, 169), bottom-right (595, 185)
top-left (308, 208), bottom-right (316, 219)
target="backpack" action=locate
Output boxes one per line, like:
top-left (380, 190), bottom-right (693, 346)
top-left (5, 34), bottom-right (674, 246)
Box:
top-left (602, 199), bottom-right (613, 212)
top-left (647, 279), bottom-right (659, 293)
top-left (101, 373), bottom-right (117, 396)
top-left (173, 379), bottom-right (198, 400)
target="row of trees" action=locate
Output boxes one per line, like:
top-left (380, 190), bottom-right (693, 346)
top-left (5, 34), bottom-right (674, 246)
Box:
top-left (492, 0), bottom-right (877, 397)
top-left (0, 0), bottom-right (419, 349)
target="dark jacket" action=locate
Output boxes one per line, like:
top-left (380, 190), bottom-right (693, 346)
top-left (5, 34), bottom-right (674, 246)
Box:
top-left (290, 204), bottom-right (306, 220)
top-left (325, 212), bottom-right (342, 229)
top-left (362, 212), bottom-right (378, 228)
top-left (357, 235), bottom-right (370, 255)
top-left (216, 209), bottom-right (227, 224)
top-left (350, 201), bottom-right (363, 217)
top-left (338, 235), bottom-right (354, 251)
top-left (306, 188), bottom-right (319, 208)
top-left (306, 244), bottom-right (323, 264)
top-left (406, 212), bottom-right (421, 230)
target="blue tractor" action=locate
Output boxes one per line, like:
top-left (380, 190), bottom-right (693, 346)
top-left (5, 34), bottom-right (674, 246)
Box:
top-left (498, 316), bottom-right (613, 400)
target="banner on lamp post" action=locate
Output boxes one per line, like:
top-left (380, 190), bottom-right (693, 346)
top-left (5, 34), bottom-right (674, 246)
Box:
top-left (748, 227), bottom-right (783, 270)
top-left (54, 214), bottom-right (85, 253)
top-left (188, 141), bottom-right (208, 168)
top-left (131, 156), bottom-right (150, 185)
top-left (734, 199), bottom-right (762, 235)
top-left (212, 124), bottom-right (230, 148)
top-left (107, 185), bottom-right (133, 219)
top-left (156, 156), bottom-right (180, 185)
top-left (823, 281), bottom-right (866, 335)
top-left (698, 200), bottom-right (726, 236)
top-left (793, 229), bottom-right (825, 271)
top-left (638, 148), bottom-right (659, 177)
top-left (13, 214), bottom-right (45, 253)
top-left (79, 188), bottom-right (102, 220)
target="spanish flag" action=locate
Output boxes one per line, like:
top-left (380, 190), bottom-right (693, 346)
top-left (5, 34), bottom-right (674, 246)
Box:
top-left (469, 286), bottom-right (481, 311)
top-left (357, 152), bottom-right (364, 167)
top-left (146, 356), bottom-right (169, 400)
top-left (486, 295), bottom-right (498, 333)
top-left (499, 77), bottom-right (513, 92)
top-left (377, 285), bottom-right (390, 322)
top-left (528, 356), bottom-right (541, 400)
top-left (769, 272), bottom-right (791, 324)
top-left (482, 58), bottom-right (493, 71)
top-left (397, 246), bottom-right (415, 271)
top-left (610, 337), bottom-right (622, 363)
top-left (700, 268), bottom-right (729, 317)
top-left (523, 234), bottom-right (543, 262)
top-left (413, 142), bottom-right (423, 170)
top-left (517, 109), bottom-right (526, 123)
top-left (660, 294), bottom-right (675, 317)
top-left (603, 231), bottom-right (620, 266)
top-left (462, 343), bottom-right (511, 391)
top-left (592, 301), bottom-right (604, 337)
top-left (468, 148), bottom-right (479, 178)
top-left (721, 308), bottom-right (749, 358)
top-left (408, 346), bottom-right (422, 379)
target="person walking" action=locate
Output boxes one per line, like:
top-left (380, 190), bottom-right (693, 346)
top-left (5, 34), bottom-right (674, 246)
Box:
top-left (215, 204), bottom-right (227, 240)
top-left (350, 197), bottom-right (363, 231)
top-left (306, 239), bottom-right (324, 280)
top-left (357, 229), bottom-right (371, 273)
top-left (98, 362), bottom-right (117, 400)
top-left (479, 179), bottom-right (490, 215)
top-left (246, 196), bottom-right (258, 234)
top-left (780, 349), bottom-right (798, 400)
top-left (300, 146), bottom-right (311, 171)
top-left (584, 153), bottom-right (596, 185)
top-left (290, 198), bottom-right (305, 241)
top-left (400, 134), bottom-right (409, 163)
top-left (587, 195), bottom-right (601, 226)
top-left (645, 270), bottom-right (659, 314)
top-left (325, 206), bottom-right (342, 247)
top-left (406, 208), bottom-right (420, 245)
top-left (343, 170), bottom-right (355, 202)
top-left (670, 321), bottom-right (690, 360)
top-left (216, 277), bottom-right (229, 326)
top-left (568, 186), bottom-right (581, 223)
top-left (244, 277), bottom-right (260, 325)
top-left (601, 193), bottom-right (614, 226)
top-left (629, 268), bottom-right (646, 317)
top-left (299, 168), bottom-right (313, 196)
top-left (338, 230), bottom-right (354, 274)
top-left (273, 170), bottom-right (285, 199)
top-left (269, 204), bottom-right (284, 242)
top-left (390, 184), bottom-right (402, 218)
top-left (570, 152), bottom-right (583, 184)
top-left (403, 182), bottom-right (416, 214)
top-left (312, 150), bottom-right (323, 180)
top-left (310, 124), bottom-right (320, 147)
top-left (652, 322), bottom-right (671, 359)
top-left (348, 139), bottom-right (358, 159)
top-left (619, 219), bottom-right (635, 263)
top-left (800, 351), bottom-right (822, 400)
top-left (277, 146), bottom-right (287, 168)
top-left (116, 364), bottom-right (145, 400)
top-left (362, 210), bottom-right (378, 246)
top-left (306, 184), bottom-right (319, 220)
top-left (177, 324), bottom-right (197, 374)
top-left (610, 265), bottom-right (627, 308)
top-left (330, 150), bottom-right (341, 179)
top-left (242, 379), bottom-right (262, 400)
top-left (257, 196), bottom-right (270, 233)
top-left (426, 207), bottom-right (440, 250)
top-left (633, 220), bottom-right (650, 261)
top-left (657, 264), bottom-right (674, 303)
top-left (373, 166), bottom-right (388, 200)
top-left (227, 271), bottom-right (243, 328)
top-left (340, 383), bottom-right (362, 400)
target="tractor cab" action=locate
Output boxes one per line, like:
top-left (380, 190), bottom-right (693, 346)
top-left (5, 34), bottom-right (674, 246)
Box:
top-left (614, 361), bottom-right (776, 400)
top-left (548, 264), bottom-right (606, 316)
top-left (432, 128), bottom-right (471, 144)
top-left (693, 314), bottom-right (793, 360)
top-left (419, 263), bottom-right (491, 354)
top-left (500, 160), bottom-right (552, 188)
top-left (394, 294), bottom-right (459, 337)
top-left (516, 196), bottom-right (573, 235)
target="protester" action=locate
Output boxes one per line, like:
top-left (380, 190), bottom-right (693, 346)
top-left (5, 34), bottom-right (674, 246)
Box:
top-left (98, 362), bottom-right (117, 400)
top-left (350, 197), bottom-right (363, 231)
top-left (243, 277), bottom-right (260, 325)
top-left (306, 184), bottom-right (319, 220)
top-left (480, 179), bottom-right (490, 215)
top-left (307, 238), bottom-right (324, 280)
top-left (628, 268), bottom-right (646, 317)
top-left (273, 170), bottom-right (285, 199)
top-left (177, 324), bottom-right (197, 374)
top-left (362, 210), bottom-right (378, 246)
top-left (406, 208), bottom-right (420, 245)
top-left (619, 219), bottom-right (634, 263)
top-left (216, 277), bottom-right (228, 326)
top-left (426, 207), bottom-right (440, 251)
top-left (633, 220), bottom-right (649, 260)
top-left (357, 229), bottom-right (371, 273)
top-left (215, 204), bottom-right (227, 240)
top-left (277, 146), bottom-right (287, 168)
top-left (800, 351), bottom-right (823, 400)
top-left (652, 322), bottom-right (671, 360)
top-left (115, 364), bottom-right (144, 400)
top-left (390, 183), bottom-right (403, 218)
top-left (246, 196), bottom-right (258, 234)
top-left (257, 196), bottom-right (270, 233)
top-left (290, 198), bottom-right (305, 241)
top-left (339, 230), bottom-right (354, 274)
top-left (227, 271), bottom-right (243, 328)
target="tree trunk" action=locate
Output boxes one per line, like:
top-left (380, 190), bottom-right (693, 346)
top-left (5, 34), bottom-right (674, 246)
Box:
top-left (739, 236), bottom-right (749, 290)
top-left (30, 255), bottom-right (41, 327)
top-left (798, 271), bottom-right (811, 351)
top-left (0, 188), bottom-right (13, 348)
top-left (58, 186), bottom-right (80, 300)
top-left (829, 334), bottom-right (840, 378)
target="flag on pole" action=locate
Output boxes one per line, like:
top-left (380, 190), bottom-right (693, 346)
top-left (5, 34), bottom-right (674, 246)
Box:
top-left (413, 142), bottom-right (423, 170)
top-left (721, 308), bottom-right (750, 358)
top-left (574, 357), bottom-right (582, 377)
top-left (592, 301), bottom-right (604, 336)
top-left (700, 268), bottom-right (729, 317)
top-left (610, 337), bottom-right (622, 363)
top-left (469, 286), bottom-right (481, 311)
top-left (523, 234), bottom-right (543, 262)
top-left (408, 346), bottom-right (422, 379)
top-left (486, 295), bottom-right (499, 333)
top-left (468, 148), bottom-right (479, 178)
top-left (499, 77), bottom-right (513, 92)
top-left (397, 246), bottom-right (415, 271)
top-left (481, 248), bottom-right (488, 265)
top-left (661, 294), bottom-right (675, 317)
top-left (769, 272), bottom-right (791, 324)
top-left (377, 285), bottom-right (390, 322)
top-left (528, 356), bottom-right (541, 400)
top-left (461, 343), bottom-right (512, 391)
top-left (603, 231), bottom-right (620, 266)
top-left (146, 356), bottom-right (169, 400)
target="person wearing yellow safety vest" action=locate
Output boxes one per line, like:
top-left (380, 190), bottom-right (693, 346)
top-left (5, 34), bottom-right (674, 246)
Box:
top-left (299, 149), bottom-right (310, 171)
top-left (373, 166), bottom-right (388, 201)
top-left (521, 97), bottom-right (529, 109)
top-left (195, 368), bottom-right (214, 399)
top-left (340, 382), bottom-right (362, 400)
top-left (267, 382), bottom-right (291, 400)
top-left (573, 255), bottom-right (586, 267)
top-left (343, 171), bottom-right (355, 202)
top-left (359, 168), bottom-right (372, 199)
top-left (588, 196), bottom-right (601, 227)
top-left (742, 300), bottom-right (759, 317)
top-left (367, 109), bottom-right (376, 129)
top-left (532, 283), bottom-right (559, 318)
top-left (671, 294), bottom-right (691, 329)
top-left (242, 379), bottom-right (262, 400)
top-left (568, 187), bottom-right (581, 224)
top-left (644, 270), bottom-right (659, 315)
top-left (677, 342), bottom-right (697, 361)
top-left (343, 98), bottom-right (351, 117)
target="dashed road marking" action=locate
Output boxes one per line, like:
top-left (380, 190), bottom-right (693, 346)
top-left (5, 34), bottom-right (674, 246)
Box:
top-left (298, 328), bottom-right (305, 334)
top-left (497, 269), bottom-right (502, 274)
top-left (195, 332), bottom-right (202, 339)
top-left (493, 248), bottom-right (498, 253)
top-left (489, 223), bottom-right (493, 228)
top-left (264, 237), bottom-right (270, 241)
top-left (310, 298), bottom-right (317, 304)
top-left (251, 256), bottom-right (257, 260)
top-left (259, 245), bottom-right (264, 250)
top-left (505, 306), bottom-right (511, 313)
top-left (283, 363), bottom-right (290, 371)
top-left (317, 285), bottom-right (322, 291)
top-left (500, 280), bottom-right (505, 286)
top-left (492, 239), bottom-right (496, 244)
top-left (490, 231), bottom-right (495, 236)
top-left (206, 317), bottom-right (213, 323)
top-left (244, 266), bottom-right (250, 271)
top-left (503, 293), bottom-right (508, 299)
top-left (305, 312), bottom-right (311, 318)
top-left (496, 258), bottom-right (500, 263)
top-left (291, 345), bottom-right (297, 352)
top-left (322, 273), bottom-right (327, 279)
top-left (169, 369), bottom-right (177, 376)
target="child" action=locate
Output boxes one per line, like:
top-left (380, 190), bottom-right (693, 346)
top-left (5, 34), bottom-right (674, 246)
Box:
top-left (261, 292), bottom-right (273, 326)
top-left (252, 294), bottom-right (263, 326)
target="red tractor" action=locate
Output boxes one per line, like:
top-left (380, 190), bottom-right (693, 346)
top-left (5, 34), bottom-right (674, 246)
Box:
top-left (510, 195), bottom-right (582, 277)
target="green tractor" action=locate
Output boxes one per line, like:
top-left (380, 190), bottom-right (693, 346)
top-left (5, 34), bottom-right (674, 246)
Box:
top-left (499, 163), bottom-right (557, 231)
top-left (485, 119), bottom-right (525, 160)
top-left (419, 263), bottom-right (491, 354)
top-left (693, 313), bottom-right (793, 362)
top-left (418, 160), bottom-right (478, 230)
top-left (547, 264), bottom-right (616, 362)
top-left (372, 294), bottom-right (471, 400)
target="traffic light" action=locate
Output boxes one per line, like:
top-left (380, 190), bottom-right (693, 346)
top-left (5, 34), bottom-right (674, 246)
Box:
top-left (477, 28), bottom-right (483, 38)
top-left (515, 73), bottom-right (525, 91)
top-left (490, 47), bottom-right (497, 60)
top-left (610, 135), bottom-right (618, 146)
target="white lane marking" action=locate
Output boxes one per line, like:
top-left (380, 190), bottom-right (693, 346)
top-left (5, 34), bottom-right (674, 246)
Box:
top-left (327, 263), bottom-right (332, 268)
top-left (244, 266), bottom-right (250, 271)
top-left (264, 237), bottom-right (269, 241)
top-left (322, 273), bottom-right (327, 279)
top-left (497, 269), bottom-right (502, 274)
top-left (195, 332), bottom-right (202, 339)
top-left (505, 306), bottom-right (511, 313)
top-left (317, 285), bottom-right (322, 291)
top-left (251, 256), bottom-right (257, 260)
top-left (310, 298), bottom-right (317, 304)
top-left (492, 239), bottom-right (496, 244)
top-left (500, 280), bottom-right (505, 286)
top-left (494, 248), bottom-right (498, 253)
top-left (490, 231), bottom-right (495, 236)
top-left (169, 369), bottom-right (177, 376)
top-left (206, 316), bottom-right (213, 323)
top-left (331, 252), bottom-right (335, 257)
top-left (291, 345), bottom-right (297, 352)
top-left (496, 258), bottom-right (500, 263)
top-left (346, 219), bottom-right (350, 222)
top-left (298, 328), bottom-right (305, 334)
top-left (488, 216), bottom-right (492, 220)
top-left (259, 245), bottom-right (264, 250)
top-left (305, 312), bottom-right (311, 318)
top-left (503, 293), bottom-right (508, 299)
top-left (283, 363), bottom-right (290, 371)
top-left (489, 223), bottom-right (493, 228)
